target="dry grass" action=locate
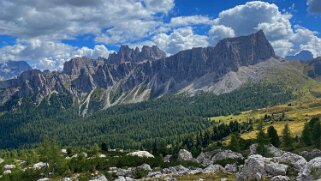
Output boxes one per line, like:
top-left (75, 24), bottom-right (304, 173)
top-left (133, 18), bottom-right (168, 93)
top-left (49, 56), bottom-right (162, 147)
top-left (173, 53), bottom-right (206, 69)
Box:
top-left (241, 121), bottom-right (306, 140)
top-left (211, 98), bottom-right (321, 124)
top-left (211, 98), bottom-right (321, 142)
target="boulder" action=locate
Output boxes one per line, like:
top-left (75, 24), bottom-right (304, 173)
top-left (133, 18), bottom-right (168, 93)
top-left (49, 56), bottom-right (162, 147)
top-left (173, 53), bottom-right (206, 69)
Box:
top-left (300, 149), bottom-right (321, 160)
top-left (177, 149), bottom-right (194, 162)
top-left (89, 175), bottom-right (108, 181)
top-left (187, 167), bottom-right (203, 175)
top-left (3, 170), bottom-right (11, 175)
top-left (271, 176), bottom-right (291, 181)
top-left (212, 150), bottom-right (243, 162)
top-left (225, 163), bottom-right (238, 173)
top-left (268, 144), bottom-right (284, 157)
top-left (196, 149), bottom-right (221, 166)
top-left (265, 162), bottom-right (288, 176)
top-left (0, 158), bottom-right (4, 164)
top-left (60, 178), bottom-right (72, 181)
top-left (115, 168), bottom-right (133, 177)
top-left (298, 157), bottom-right (321, 181)
top-left (236, 154), bottom-right (268, 181)
top-left (162, 165), bottom-right (189, 176)
top-left (33, 162), bottom-right (49, 170)
top-left (147, 171), bottom-right (162, 178)
top-left (137, 163), bottom-right (152, 171)
top-left (37, 178), bottom-right (50, 181)
top-left (127, 151), bottom-right (154, 158)
top-left (164, 155), bottom-right (172, 162)
top-left (249, 144), bottom-right (284, 157)
top-left (203, 164), bottom-right (224, 173)
top-left (61, 149), bottom-right (67, 154)
top-left (273, 152), bottom-right (307, 170)
top-left (4, 164), bottom-right (16, 170)
top-left (99, 154), bottom-right (107, 158)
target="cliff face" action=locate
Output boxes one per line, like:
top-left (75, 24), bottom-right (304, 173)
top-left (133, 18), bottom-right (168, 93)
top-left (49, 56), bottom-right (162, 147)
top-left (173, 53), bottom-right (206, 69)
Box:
top-left (0, 31), bottom-right (277, 114)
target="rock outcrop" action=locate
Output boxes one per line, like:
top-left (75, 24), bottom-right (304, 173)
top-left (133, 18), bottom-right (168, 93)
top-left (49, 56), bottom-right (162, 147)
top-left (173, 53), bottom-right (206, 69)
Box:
top-left (212, 150), bottom-right (244, 162)
top-left (127, 151), bottom-right (154, 158)
top-left (177, 149), bottom-right (195, 162)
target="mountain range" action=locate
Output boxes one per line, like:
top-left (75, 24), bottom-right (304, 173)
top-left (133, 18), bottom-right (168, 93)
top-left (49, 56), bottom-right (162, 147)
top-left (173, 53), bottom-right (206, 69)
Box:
top-left (1, 30), bottom-right (321, 149)
top-left (0, 30), bottom-right (286, 115)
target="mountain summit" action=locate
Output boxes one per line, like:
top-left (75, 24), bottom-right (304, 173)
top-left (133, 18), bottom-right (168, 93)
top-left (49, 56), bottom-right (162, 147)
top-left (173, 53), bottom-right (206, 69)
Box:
top-left (0, 61), bottom-right (32, 81)
top-left (108, 45), bottom-right (166, 63)
top-left (0, 30), bottom-right (277, 115)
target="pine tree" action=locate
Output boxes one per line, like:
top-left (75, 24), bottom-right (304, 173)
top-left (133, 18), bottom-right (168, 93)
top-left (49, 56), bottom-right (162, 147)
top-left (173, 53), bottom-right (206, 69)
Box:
top-left (101, 143), bottom-right (108, 152)
top-left (230, 133), bottom-right (241, 152)
top-left (282, 124), bottom-right (293, 150)
top-left (256, 121), bottom-right (269, 156)
top-left (267, 126), bottom-right (280, 147)
top-left (301, 122), bottom-right (312, 146)
top-left (312, 119), bottom-right (321, 148)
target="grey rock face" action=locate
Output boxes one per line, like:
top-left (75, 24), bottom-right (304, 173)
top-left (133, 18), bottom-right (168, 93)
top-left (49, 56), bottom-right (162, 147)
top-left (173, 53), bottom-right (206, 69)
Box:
top-left (203, 164), bottom-right (225, 173)
top-left (271, 175), bottom-right (291, 181)
top-left (196, 149), bottom-right (222, 166)
top-left (265, 162), bottom-right (288, 176)
top-left (273, 152), bottom-right (307, 170)
top-left (108, 45), bottom-right (166, 63)
top-left (212, 150), bottom-right (244, 162)
top-left (225, 163), bottom-right (238, 173)
top-left (298, 157), bottom-right (321, 181)
top-left (137, 163), bottom-right (152, 171)
top-left (236, 154), bottom-right (268, 181)
top-left (177, 149), bottom-right (194, 162)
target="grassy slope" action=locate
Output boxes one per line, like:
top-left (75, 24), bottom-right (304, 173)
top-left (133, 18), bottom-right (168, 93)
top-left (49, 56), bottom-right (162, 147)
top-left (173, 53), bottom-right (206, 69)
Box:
top-left (211, 61), bottom-right (321, 140)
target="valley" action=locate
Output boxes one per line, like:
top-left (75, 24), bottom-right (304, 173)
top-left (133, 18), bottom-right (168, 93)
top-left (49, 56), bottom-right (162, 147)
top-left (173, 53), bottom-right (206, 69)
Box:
top-left (0, 31), bottom-right (320, 181)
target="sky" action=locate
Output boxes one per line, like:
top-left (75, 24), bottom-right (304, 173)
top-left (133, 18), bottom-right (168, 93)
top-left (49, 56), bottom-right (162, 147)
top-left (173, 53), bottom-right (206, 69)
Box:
top-left (0, 0), bottom-right (321, 70)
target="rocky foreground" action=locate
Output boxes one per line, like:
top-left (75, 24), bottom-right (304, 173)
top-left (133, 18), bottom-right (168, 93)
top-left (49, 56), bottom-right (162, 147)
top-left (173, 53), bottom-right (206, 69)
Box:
top-left (2, 145), bottom-right (321, 181)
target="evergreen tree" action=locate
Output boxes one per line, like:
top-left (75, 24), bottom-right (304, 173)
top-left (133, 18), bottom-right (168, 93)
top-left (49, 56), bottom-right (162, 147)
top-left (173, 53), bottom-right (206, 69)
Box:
top-left (301, 122), bottom-right (312, 146)
top-left (267, 126), bottom-right (280, 147)
top-left (256, 121), bottom-right (269, 155)
top-left (312, 119), bottom-right (321, 148)
top-left (39, 136), bottom-right (63, 176)
top-left (282, 124), bottom-right (293, 150)
top-left (100, 143), bottom-right (108, 152)
top-left (230, 133), bottom-right (241, 152)
top-left (91, 143), bottom-right (100, 157)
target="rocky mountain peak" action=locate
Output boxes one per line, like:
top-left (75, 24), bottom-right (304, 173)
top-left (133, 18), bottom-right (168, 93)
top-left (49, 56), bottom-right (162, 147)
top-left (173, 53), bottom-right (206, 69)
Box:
top-left (0, 61), bottom-right (32, 80)
top-left (213, 30), bottom-right (275, 67)
top-left (108, 45), bottom-right (166, 63)
top-left (286, 50), bottom-right (314, 61)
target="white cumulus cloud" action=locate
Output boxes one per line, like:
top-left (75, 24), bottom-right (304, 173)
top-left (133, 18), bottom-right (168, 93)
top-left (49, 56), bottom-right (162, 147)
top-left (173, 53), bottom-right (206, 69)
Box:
top-left (152, 27), bottom-right (209, 55)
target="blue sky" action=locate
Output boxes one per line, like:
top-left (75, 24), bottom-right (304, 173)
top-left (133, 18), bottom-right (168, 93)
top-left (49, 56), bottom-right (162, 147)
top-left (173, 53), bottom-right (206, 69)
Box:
top-left (0, 0), bottom-right (320, 70)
